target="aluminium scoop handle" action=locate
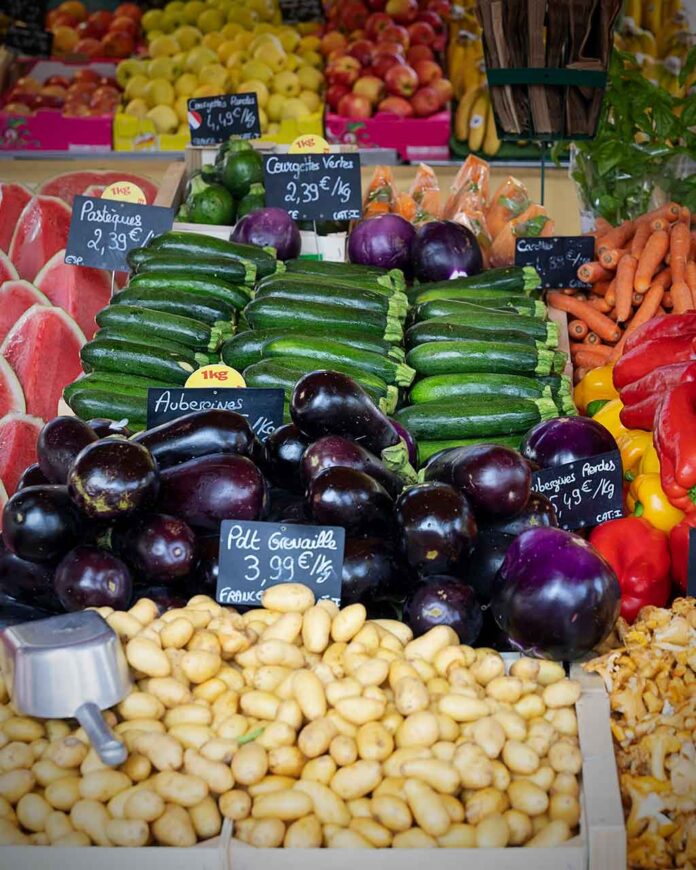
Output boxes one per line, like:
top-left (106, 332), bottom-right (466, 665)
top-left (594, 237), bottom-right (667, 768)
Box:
top-left (75, 701), bottom-right (127, 767)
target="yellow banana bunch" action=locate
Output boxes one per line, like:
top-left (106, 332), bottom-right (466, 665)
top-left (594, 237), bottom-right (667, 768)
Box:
top-left (624, 0), bottom-right (641, 27)
top-left (454, 84), bottom-right (482, 141)
top-left (454, 87), bottom-right (500, 156)
top-left (482, 98), bottom-right (501, 157)
top-left (448, 31), bottom-right (485, 100)
top-left (642, 0), bottom-right (661, 35)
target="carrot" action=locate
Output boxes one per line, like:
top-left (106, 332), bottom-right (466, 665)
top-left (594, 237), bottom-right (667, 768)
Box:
top-left (588, 296), bottom-right (612, 313)
top-left (547, 292), bottom-right (622, 342)
top-left (686, 261), bottom-right (696, 306)
top-left (583, 331), bottom-right (600, 345)
top-left (577, 261), bottom-right (613, 283)
top-left (630, 220), bottom-right (652, 257)
top-left (614, 254), bottom-right (638, 322)
top-left (650, 217), bottom-right (669, 232)
top-left (670, 221), bottom-right (690, 284)
top-left (562, 287), bottom-right (576, 295)
top-left (663, 290), bottom-right (674, 309)
top-left (596, 221), bottom-right (635, 254)
top-left (690, 231), bottom-right (696, 261)
top-left (636, 202), bottom-right (681, 225)
top-left (608, 333), bottom-right (628, 363)
top-left (657, 305), bottom-right (667, 315)
top-left (594, 217), bottom-right (613, 237)
top-left (591, 280), bottom-right (611, 297)
top-left (568, 319), bottom-right (589, 339)
top-left (671, 281), bottom-right (693, 314)
top-left (623, 281), bottom-right (665, 339)
top-left (393, 192), bottom-right (418, 221)
top-left (634, 229), bottom-right (669, 292)
top-left (599, 247), bottom-right (628, 269)
top-left (679, 207), bottom-right (690, 225)
top-left (605, 280), bottom-right (617, 308)
top-left (608, 307), bottom-right (619, 321)
top-left (632, 292), bottom-right (644, 307)
top-left (653, 266), bottom-right (671, 289)
top-left (572, 346), bottom-right (613, 369)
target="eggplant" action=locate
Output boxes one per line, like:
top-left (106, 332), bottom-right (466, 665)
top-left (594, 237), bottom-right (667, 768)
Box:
top-left (364, 598), bottom-right (402, 620)
top-left (424, 444), bottom-right (531, 521)
top-left (308, 467), bottom-right (393, 536)
top-left (190, 535), bottom-right (220, 596)
top-left (0, 596), bottom-right (56, 628)
top-left (54, 545), bottom-right (133, 611)
top-left (395, 482), bottom-right (477, 576)
top-left (68, 440), bottom-right (159, 520)
top-left (133, 584), bottom-right (188, 613)
top-left (157, 453), bottom-right (268, 531)
top-left (133, 410), bottom-right (257, 469)
top-left (485, 493), bottom-right (557, 536)
top-left (521, 417), bottom-right (618, 468)
top-left (341, 537), bottom-right (402, 606)
top-left (267, 489), bottom-right (308, 523)
top-left (113, 514), bottom-right (197, 584)
top-left (16, 463), bottom-right (49, 490)
top-left (37, 416), bottom-right (98, 484)
top-left (88, 418), bottom-right (132, 438)
top-left (404, 577), bottom-right (482, 643)
top-left (0, 536), bottom-right (59, 611)
top-left (2, 486), bottom-right (83, 563)
top-left (466, 527), bottom-right (515, 605)
top-left (262, 424), bottom-right (310, 492)
top-left (301, 436), bottom-right (404, 499)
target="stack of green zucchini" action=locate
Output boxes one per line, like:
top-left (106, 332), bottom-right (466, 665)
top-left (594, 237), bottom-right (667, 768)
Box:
top-left (221, 259), bottom-right (413, 415)
top-left (394, 266), bottom-right (575, 464)
top-left (63, 231), bottom-right (276, 430)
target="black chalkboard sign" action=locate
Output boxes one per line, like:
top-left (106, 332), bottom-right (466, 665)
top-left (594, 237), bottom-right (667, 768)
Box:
top-left (279, 0), bottom-right (324, 23)
top-left (515, 236), bottom-right (594, 290)
top-left (2, 0), bottom-right (46, 27)
top-left (531, 449), bottom-right (623, 530)
top-left (264, 152), bottom-right (361, 222)
top-left (187, 93), bottom-right (260, 146)
top-left (5, 23), bottom-right (52, 55)
top-left (65, 196), bottom-right (175, 273)
top-left (217, 520), bottom-right (345, 607)
top-left (688, 528), bottom-right (696, 598)
top-left (146, 387), bottom-right (284, 440)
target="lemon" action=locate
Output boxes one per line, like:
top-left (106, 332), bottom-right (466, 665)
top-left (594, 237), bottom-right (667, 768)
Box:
top-left (144, 78), bottom-right (176, 108)
top-left (147, 57), bottom-right (177, 81)
top-left (197, 7), bottom-right (223, 33)
top-left (297, 65), bottom-right (323, 92)
top-left (115, 58), bottom-right (144, 88)
top-left (259, 106), bottom-right (268, 132)
top-left (225, 68), bottom-right (241, 90)
top-left (177, 123), bottom-right (190, 136)
top-left (173, 25), bottom-right (201, 50)
top-left (185, 45), bottom-right (218, 73)
top-left (125, 74), bottom-right (149, 100)
top-left (174, 72), bottom-right (199, 96)
top-left (141, 9), bottom-right (164, 31)
top-left (228, 7), bottom-right (257, 28)
top-left (266, 92), bottom-right (284, 122)
top-left (147, 105), bottom-right (179, 134)
top-left (278, 29), bottom-right (300, 53)
top-left (149, 33), bottom-right (180, 57)
top-left (281, 97), bottom-right (310, 121)
top-left (198, 63), bottom-right (227, 89)
top-left (216, 39), bottom-right (237, 64)
top-left (241, 59), bottom-right (273, 85)
top-left (192, 82), bottom-right (222, 98)
top-left (181, 0), bottom-right (205, 24)
top-left (299, 89), bottom-right (320, 113)
top-left (238, 78), bottom-right (269, 108)
top-left (124, 98), bottom-right (148, 120)
top-left (221, 22), bottom-right (242, 39)
top-left (272, 70), bottom-right (300, 98)
top-left (174, 95), bottom-right (190, 124)
top-left (202, 33), bottom-right (224, 53)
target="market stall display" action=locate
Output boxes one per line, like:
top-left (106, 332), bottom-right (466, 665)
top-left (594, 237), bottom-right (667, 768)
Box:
top-left (45, 0), bottom-right (143, 59)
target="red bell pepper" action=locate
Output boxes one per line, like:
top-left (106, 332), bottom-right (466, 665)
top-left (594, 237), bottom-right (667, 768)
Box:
top-left (654, 381), bottom-right (696, 515)
top-left (589, 517), bottom-right (671, 623)
top-left (613, 334), bottom-right (696, 389)
top-left (619, 361), bottom-right (696, 431)
top-left (623, 312), bottom-right (696, 355)
top-left (668, 516), bottom-right (696, 593)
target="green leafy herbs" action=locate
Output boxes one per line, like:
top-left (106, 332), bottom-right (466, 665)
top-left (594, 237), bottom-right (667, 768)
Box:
top-left (553, 50), bottom-right (696, 224)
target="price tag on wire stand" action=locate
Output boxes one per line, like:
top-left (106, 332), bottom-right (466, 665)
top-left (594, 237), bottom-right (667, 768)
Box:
top-left (4, 0), bottom-right (46, 27)
top-left (263, 152), bottom-right (361, 222)
top-left (65, 196), bottom-right (174, 273)
top-left (531, 449), bottom-right (624, 530)
top-left (217, 520), bottom-right (345, 607)
top-left (5, 23), bottom-right (52, 56)
top-left (187, 92), bottom-right (260, 146)
top-left (515, 235), bottom-right (594, 290)
top-left (279, 0), bottom-right (324, 23)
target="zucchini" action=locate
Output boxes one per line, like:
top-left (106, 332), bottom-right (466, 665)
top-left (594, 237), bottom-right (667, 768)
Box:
top-left (81, 339), bottom-right (197, 385)
top-left (538, 374), bottom-right (576, 415)
top-left (417, 435), bottom-right (522, 465)
top-left (257, 271), bottom-right (404, 302)
top-left (406, 340), bottom-right (556, 377)
top-left (64, 372), bottom-right (172, 403)
top-left (405, 319), bottom-right (551, 350)
top-left (254, 279), bottom-right (407, 320)
top-left (415, 296), bottom-right (546, 321)
top-left (146, 231), bottom-right (280, 278)
top-left (96, 305), bottom-right (224, 354)
top-left (395, 396), bottom-right (557, 440)
top-left (115, 287), bottom-right (235, 329)
top-left (408, 312), bottom-right (556, 346)
top-left (410, 373), bottom-right (555, 405)
top-left (67, 389), bottom-right (146, 431)
top-left (284, 259), bottom-right (405, 291)
top-left (128, 272), bottom-right (250, 312)
top-left (96, 328), bottom-right (210, 366)
top-left (414, 266), bottom-right (541, 298)
top-left (261, 336), bottom-right (415, 387)
top-left (244, 298), bottom-right (403, 344)
top-left (131, 252), bottom-right (256, 285)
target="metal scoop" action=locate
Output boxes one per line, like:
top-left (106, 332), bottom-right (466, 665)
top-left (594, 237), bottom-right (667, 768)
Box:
top-left (0, 611), bottom-right (132, 766)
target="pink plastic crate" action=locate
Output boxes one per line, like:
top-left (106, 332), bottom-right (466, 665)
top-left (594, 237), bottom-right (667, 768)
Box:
top-left (325, 110), bottom-right (451, 161)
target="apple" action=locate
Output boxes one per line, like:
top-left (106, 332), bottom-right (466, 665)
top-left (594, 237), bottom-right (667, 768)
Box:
top-left (411, 85), bottom-right (441, 117)
top-left (364, 11), bottom-right (392, 40)
top-left (426, 0), bottom-right (451, 16)
top-left (321, 30), bottom-right (348, 56)
top-left (375, 40), bottom-right (405, 56)
top-left (382, 24), bottom-right (409, 47)
top-left (100, 30), bottom-right (133, 58)
top-left (327, 47), bottom-right (349, 63)
top-left (326, 83), bottom-right (351, 111)
top-left (326, 55), bottom-right (362, 87)
top-left (87, 9), bottom-right (113, 35)
top-left (384, 63), bottom-right (418, 97)
top-left (408, 21), bottom-right (436, 46)
top-left (114, 2), bottom-right (142, 21)
top-left (433, 33), bottom-right (447, 52)
top-left (431, 76), bottom-right (453, 106)
top-left (13, 77), bottom-right (42, 94)
top-left (377, 95), bottom-right (413, 117)
top-left (50, 12), bottom-right (77, 28)
top-left (407, 45), bottom-right (434, 65)
top-left (372, 50), bottom-right (404, 79)
top-left (366, 0), bottom-right (387, 9)
top-left (414, 59), bottom-right (442, 86)
top-left (418, 10), bottom-right (445, 33)
top-left (110, 15), bottom-right (138, 35)
top-left (385, 0), bottom-right (419, 24)
top-left (45, 75), bottom-right (71, 88)
top-left (73, 68), bottom-right (100, 84)
top-left (353, 75), bottom-right (386, 105)
top-left (338, 92), bottom-right (372, 119)
top-left (75, 37), bottom-right (103, 57)
top-left (338, 0), bottom-right (369, 32)
top-left (349, 29), bottom-right (366, 41)
top-left (76, 19), bottom-right (102, 39)
top-left (348, 39), bottom-right (376, 67)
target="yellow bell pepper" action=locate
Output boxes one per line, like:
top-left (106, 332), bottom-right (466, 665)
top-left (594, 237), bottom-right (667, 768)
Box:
top-left (617, 429), bottom-right (653, 479)
top-left (573, 364), bottom-right (619, 415)
top-left (627, 473), bottom-right (685, 532)
top-left (639, 440), bottom-right (660, 476)
top-left (592, 398), bottom-right (625, 441)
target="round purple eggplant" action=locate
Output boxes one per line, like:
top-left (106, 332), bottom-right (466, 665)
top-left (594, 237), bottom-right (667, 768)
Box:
top-left (54, 545), bottom-right (133, 611)
top-left (114, 514), bottom-right (197, 584)
top-left (404, 577), bottom-right (482, 643)
top-left (491, 526), bottom-right (621, 660)
top-left (341, 537), bottom-right (401, 606)
top-left (88, 418), bottom-right (132, 438)
top-left (16, 463), bottom-right (49, 490)
top-left (2, 486), bottom-right (83, 563)
top-left (0, 535), bottom-right (59, 611)
top-left (157, 453), bottom-right (268, 531)
top-left (485, 492), bottom-right (557, 536)
top-left (37, 416), bottom-right (98, 484)
top-left (262, 424), bottom-right (310, 492)
top-left (267, 489), bottom-right (308, 523)
top-left (395, 482), bottom-right (477, 576)
top-left (308, 466), bottom-right (393, 536)
top-left (466, 527), bottom-right (515, 605)
top-left (521, 417), bottom-right (618, 468)
top-left (0, 597), bottom-right (56, 628)
top-left (68, 439), bottom-right (159, 520)
top-left (189, 535), bottom-right (220, 597)
top-left (134, 584), bottom-right (188, 613)
top-left (301, 436), bottom-right (403, 499)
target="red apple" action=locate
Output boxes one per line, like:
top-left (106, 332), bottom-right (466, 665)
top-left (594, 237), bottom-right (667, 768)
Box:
top-left (384, 63), bottom-right (418, 97)
top-left (327, 47), bottom-right (349, 63)
top-left (45, 75), bottom-right (71, 88)
top-left (114, 2), bottom-right (143, 21)
top-left (326, 55), bottom-right (362, 87)
top-left (338, 0), bottom-right (369, 32)
top-left (326, 83), bottom-right (351, 112)
top-left (75, 37), bottom-right (103, 57)
top-left (413, 59), bottom-right (442, 85)
top-left (418, 10), bottom-right (445, 33)
top-left (353, 75), bottom-right (386, 105)
top-left (375, 40), bottom-right (405, 56)
top-left (408, 21), bottom-right (436, 46)
top-left (13, 77), bottom-right (42, 94)
top-left (349, 29), bottom-right (366, 41)
top-left (366, 0), bottom-right (386, 9)
top-left (109, 15), bottom-right (138, 35)
top-left (338, 92), bottom-right (372, 119)
top-left (364, 11), bottom-right (392, 40)
top-left (407, 45), bottom-right (434, 65)
top-left (100, 30), bottom-right (134, 58)
top-left (321, 30), bottom-right (348, 56)
top-left (372, 51), bottom-right (404, 79)
top-left (88, 10), bottom-right (113, 35)
top-left (385, 0), bottom-right (418, 24)
top-left (73, 68), bottom-right (100, 83)
top-left (381, 24), bottom-right (409, 47)
top-left (426, 0), bottom-right (451, 17)
top-left (50, 12), bottom-right (77, 28)
top-left (77, 19), bottom-right (102, 39)
top-left (433, 33), bottom-right (447, 52)
top-left (411, 85), bottom-right (441, 117)
top-left (377, 95), bottom-right (413, 117)
top-left (431, 76), bottom-right (453, 106)
top-left (348, 39), bottom-right (375, 67)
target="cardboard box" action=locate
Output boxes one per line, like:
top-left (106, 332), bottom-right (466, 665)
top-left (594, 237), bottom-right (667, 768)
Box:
top-left (325, 110), bottom-right (451, 162)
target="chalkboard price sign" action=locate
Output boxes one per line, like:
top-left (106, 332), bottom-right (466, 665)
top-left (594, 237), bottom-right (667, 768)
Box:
top-left (2, 0), bottom-right (46, 27)
top-left (515, 235), bottom-right (594, 290)
top-left (279, 0), bottom-right (324, 23)
top-left (264, 152), bottom-right (361, 222)
top-left (146, 387), bottom-right (284, 440)
top-left (187, 93), bottom-right (260, 146)
top-left (65, 196), bottom-right (175, 273)
top-left (217, 520), bottom-right (345, 607)
top-left (5, 23), bottom-right (52, 55)
top-left (531, 449), bottom-right (624, 530)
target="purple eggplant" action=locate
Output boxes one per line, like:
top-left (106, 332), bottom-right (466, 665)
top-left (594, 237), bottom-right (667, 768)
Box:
top-left (365, 598), bottom-right (402, 620)
top-left (189, 535), bottom-right (220, 596)
top-left (341, 537), bottom-right (402, 606)
top-left (0, 597), bottom-right (56, 628)
top-left (521, 417), bottom-right (618, 468)
top-left (2, 486), bottom-right (83, 563)
top-left (54, 545), bottom-right (133, 611)
top-left (395, 482), bottom-right (477, 576)
top-left (466, 528), bottom-right (515, 605)
top-left (37, 416), bottom-right (98, 484)
top-left (267, 489), bottom-right (309, 523)
top-left (157, 453), bottom-right (268, 531)
top-left (0, 536), bottom-right (59, 611)
top-left (114, 514), bottom-right (197, 584)
top-left (308, 467), bottom-right (393, 536)
top-left (485, 492), bottom-right (557, 536)
top-left (404, 577), bottom-right (482, 643)
top-left (262, 424), bottom-right (310, 492)
top-left (424, 444), bottom-right (531, 521)
top-left (17, 463), bottom-right (49, 490)
top-left (68, 440), bottom-right (159, 520)
top-left (491, 526), bottom-right (621, 660)
top-left (388, 418), bottom-right (417, 466)
top-left (134, 584), bottom-right (188, 613)
top-left (88, 418), bottom-right (133, 438)
top-left (301, 436), bottom-right (403, 499)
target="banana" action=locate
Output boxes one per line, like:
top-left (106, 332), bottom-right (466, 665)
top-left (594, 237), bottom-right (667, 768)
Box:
top-left (642, 0), bottom-right (661, 35)
top-left (625, 0), bottom-right (642, 28)
top-left (454, 85), bottom-right (482, 142)
top-left (467, 91), bottom-right (489, 152)
top-left (482, 98), bottom-right (501, 157)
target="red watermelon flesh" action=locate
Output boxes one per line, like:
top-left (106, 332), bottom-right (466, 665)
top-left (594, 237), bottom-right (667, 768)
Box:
top-left (83, 184), bottom-right (106, 198)
top-left (0, 281), bottom-right (50, 342)
top-left (35, 249), bottom-right (111, 340)
top-left (1, 305), bottom-right (85, 421)
top-left (0, 183), bottom-right (32, 253)
top-left (0, 413), bottom-right (43, 496)
top-left (0, 356), bottom-right (25, 418)
top-left (9, 196), bottom-right (72, 282)
top-left (0, 252), bottom-right (18, 283)
top-left (38, 170), bottom-right (158, 206)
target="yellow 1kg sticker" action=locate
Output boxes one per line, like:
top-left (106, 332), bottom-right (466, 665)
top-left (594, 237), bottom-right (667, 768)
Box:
top-left (289, 134), bottom-right (331, 154)
top-left (185, 364), bottom-right (245, 388)
top-left (101, 181), bottom-right (147, 205)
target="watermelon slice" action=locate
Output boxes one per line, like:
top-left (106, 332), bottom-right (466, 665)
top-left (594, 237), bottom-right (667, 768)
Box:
top-left (9, 196), bottom-right (72, 282)
top-left (99, 171), bottom-right (158, 204)
top-left (0, 356), bottom-right (25, 417)
top-left (0, 252), bottom-right (18, 284)
top-left (1, 305), bottom-right (86, 421)
top-left (39, 170), bottom-right (158, 206)
top-left (0, 413), bottom-right (44, 496)
top-left (0, 182), bottom-right (32, 253)
top-left (35, 250), bottom-right (111, 340)
top-left (0, 280), bottom-right (50, 342)
top-left (83, 184), bottom-right (106, 198)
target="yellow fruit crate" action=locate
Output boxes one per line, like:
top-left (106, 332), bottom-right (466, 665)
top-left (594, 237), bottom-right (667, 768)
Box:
top-left (113, 112), bottom-right (190, 152)
top-left (259, 109), bottom-right (323, 144)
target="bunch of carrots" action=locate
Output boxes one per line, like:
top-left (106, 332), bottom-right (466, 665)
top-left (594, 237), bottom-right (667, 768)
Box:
top-left (548, 202), bottom-right (696, 382)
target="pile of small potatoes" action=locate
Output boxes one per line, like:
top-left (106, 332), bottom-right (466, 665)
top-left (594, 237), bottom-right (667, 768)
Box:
top-left (0, 584), bottom-right (583, 849)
